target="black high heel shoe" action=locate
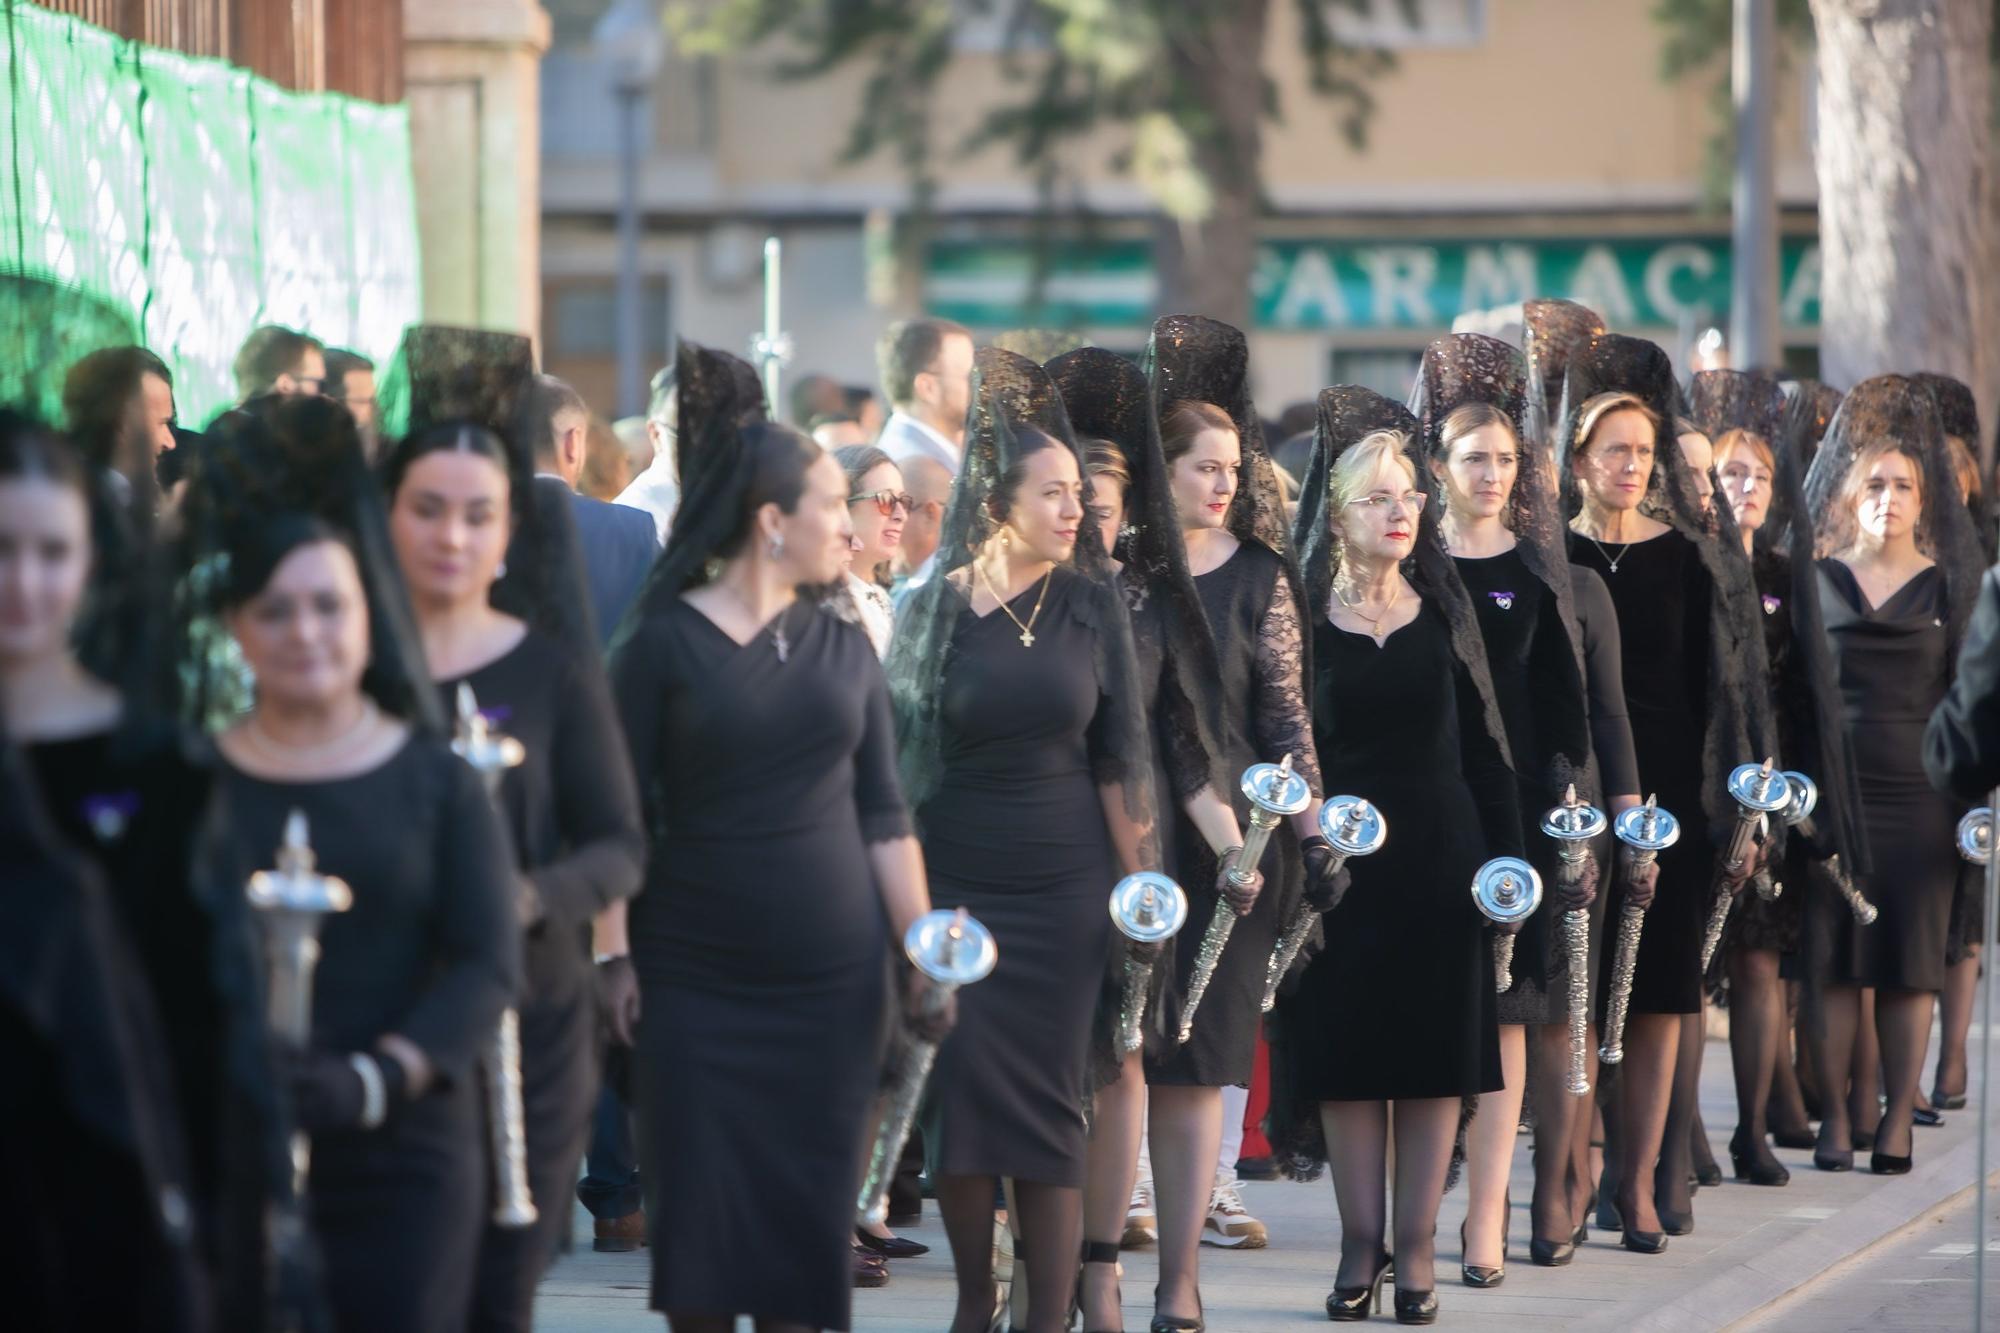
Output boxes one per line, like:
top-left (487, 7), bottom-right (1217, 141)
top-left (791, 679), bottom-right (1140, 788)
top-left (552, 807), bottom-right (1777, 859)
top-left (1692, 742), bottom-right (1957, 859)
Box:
top-left (1772, 1125), bottom-right (1817, 1151)
top-left (1529, 1234), bottom-right (1575, 1267)
top-left (1459, 1193), bottom-right (1507, 1287)
top-left (1869, 1120), bottom-right (1914, 1176)
top-left (1728, 1129), bottom-right (1791, 1187)
top-left (1150, 1283), bottom-right (1203, 1333)
top-left (1935, 1077), bottom-right (1969, 1111)
top-left (1620, 1228), bottom-right (1669, 1255)
top-left (1325, 1252), bottom-right (1393, 1321)
top-left (1075, 1240), bottom-right (1122, 1333)
top-left (1394, 1288), bottom-right (1440, 1325)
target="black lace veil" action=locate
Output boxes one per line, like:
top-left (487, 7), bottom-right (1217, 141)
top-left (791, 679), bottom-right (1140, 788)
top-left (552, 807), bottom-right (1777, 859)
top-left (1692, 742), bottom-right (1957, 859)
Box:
top-left (1804, 374), bottom-right (1987, 656)
top-left (1047, 346), bottom-right (1222, 805)
top-left (173, 396), bottom-right (443, 734)
top-left (1911, 371), bottom-right (1996, 562)
top-left (1522, 298), bottom-right (1606, 447)
top-left (884, 346), bottom-right (1154, 840)
top-left (1557, 336), bottom-right (1773, 824)
top-left (672, 342), bottom-right (770, 491)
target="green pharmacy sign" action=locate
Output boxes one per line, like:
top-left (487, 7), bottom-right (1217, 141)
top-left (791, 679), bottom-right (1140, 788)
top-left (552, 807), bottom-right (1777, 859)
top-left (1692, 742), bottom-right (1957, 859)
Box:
top-left (924, 236), bottom-right (1822, 332)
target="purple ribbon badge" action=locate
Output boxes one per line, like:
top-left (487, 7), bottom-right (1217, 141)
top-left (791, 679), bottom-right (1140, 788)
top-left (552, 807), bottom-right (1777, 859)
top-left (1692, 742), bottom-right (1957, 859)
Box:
top-left (479, 705), bottom-right (513, 729)
top-left (1488, 590), bottom-right (1515, 611)
top-left (1761, 594), bottom-right (1782, 616)
top-left (80, 790), bottom-right (140, 842)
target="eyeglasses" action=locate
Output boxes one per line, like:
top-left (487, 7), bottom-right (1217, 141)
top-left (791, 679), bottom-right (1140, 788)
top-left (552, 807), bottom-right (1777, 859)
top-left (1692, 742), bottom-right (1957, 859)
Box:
top-left (849, 489), bottom-right (915, 517)
top-left (1345, 490), bottom-right (1426, 515)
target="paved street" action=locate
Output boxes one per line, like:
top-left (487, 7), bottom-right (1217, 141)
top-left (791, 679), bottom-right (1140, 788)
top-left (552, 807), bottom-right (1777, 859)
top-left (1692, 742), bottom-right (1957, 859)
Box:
top-left (535, 1032), bottom-right (1998, 1332)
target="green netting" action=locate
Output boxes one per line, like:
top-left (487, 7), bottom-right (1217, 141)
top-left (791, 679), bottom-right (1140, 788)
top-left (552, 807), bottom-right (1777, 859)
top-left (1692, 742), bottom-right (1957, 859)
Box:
top-left (0, 1), bottom-right (423, 425)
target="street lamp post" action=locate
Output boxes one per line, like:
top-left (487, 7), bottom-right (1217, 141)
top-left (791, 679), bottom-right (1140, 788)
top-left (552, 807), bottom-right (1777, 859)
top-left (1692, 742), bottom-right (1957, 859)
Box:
top-left (1730, 0), bottom-right (1779, 371)
top-left (594, 0), bottom-right (665, 420)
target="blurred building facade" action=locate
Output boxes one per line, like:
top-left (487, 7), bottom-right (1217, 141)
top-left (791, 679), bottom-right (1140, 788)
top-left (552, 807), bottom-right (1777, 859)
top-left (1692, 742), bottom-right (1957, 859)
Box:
top-left (540, 0), bottom-right (1821, 413)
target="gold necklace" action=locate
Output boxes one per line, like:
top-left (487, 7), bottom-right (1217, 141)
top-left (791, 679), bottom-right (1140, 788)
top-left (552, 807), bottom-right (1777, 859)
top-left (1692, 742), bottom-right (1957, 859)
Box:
top-left (1334, 574), bottom-right (1400, 642)
top-left (977, 560), bottom-right (1054, 647)
top-left (243, 697), bottom-right (382, 763)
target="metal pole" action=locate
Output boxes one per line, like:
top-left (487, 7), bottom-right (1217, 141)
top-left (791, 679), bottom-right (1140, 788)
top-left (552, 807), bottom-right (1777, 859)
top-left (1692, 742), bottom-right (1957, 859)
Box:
top-left (1979, 782), bottom-right (1997, 1327)
top-left (615, 81), bottom-right (645, 420)
top-left (761, 237), bottom-right (783, 414)
top-left (1730, 0), bottom-right (1780, 369)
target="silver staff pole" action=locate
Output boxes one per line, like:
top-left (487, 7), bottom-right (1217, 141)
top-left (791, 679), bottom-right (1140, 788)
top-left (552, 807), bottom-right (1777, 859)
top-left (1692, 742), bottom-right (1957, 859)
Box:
top-left (1702, 759), bottom-right (1790, 972)
top-left (749, 235), bottom-right (793, 416)
top-left (452, 683), bottom-right (537, 1229)
top-left (1977, 785), bottom-right (1998, 1333)
top-left (1471, 857), bottom-right (1544, 992)
top-left (1775, 769), bottom-right (1876, 923)
top-left (1542, 785), bottom-right (1607, 1095)
top-left (246, 810), bottom-right (354, 1195)
top-left (857, 908), bottom-right (997, 1226)
top-left (1179, 753), bottom-right (1311, 1044)
top-left (1600, 795), bottom-right (1681, 1065)
top-left (1262, 796), bottom-right (1387, 1012)
top-left (1110, 873), bottom-right (1189, 1054)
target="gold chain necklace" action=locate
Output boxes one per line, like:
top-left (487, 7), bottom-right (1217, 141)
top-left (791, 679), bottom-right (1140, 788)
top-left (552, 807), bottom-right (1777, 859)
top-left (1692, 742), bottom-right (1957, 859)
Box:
top-left (977, 561), bottom-right (1054, 647)
top-left (1333, 574), bottom-right (1400, 643)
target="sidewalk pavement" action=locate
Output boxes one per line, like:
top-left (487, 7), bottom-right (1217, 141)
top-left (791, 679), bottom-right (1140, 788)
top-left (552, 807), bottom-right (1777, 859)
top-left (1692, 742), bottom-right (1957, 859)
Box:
top-left (533, 1033), bottom-right (1997, 1332)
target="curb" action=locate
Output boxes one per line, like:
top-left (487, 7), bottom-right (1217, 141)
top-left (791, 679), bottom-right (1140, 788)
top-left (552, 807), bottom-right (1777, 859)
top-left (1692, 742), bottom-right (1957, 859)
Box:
top-left (1572, 1129), bottom-right (1990, 1332)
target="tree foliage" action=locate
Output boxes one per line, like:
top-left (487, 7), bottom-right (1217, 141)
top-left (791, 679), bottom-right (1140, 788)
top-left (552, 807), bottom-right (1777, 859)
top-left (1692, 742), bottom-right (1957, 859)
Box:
top-left (1649, 0), bottom-right (1815, 209)
top-left (674, 0), bottom-right (1406, 229)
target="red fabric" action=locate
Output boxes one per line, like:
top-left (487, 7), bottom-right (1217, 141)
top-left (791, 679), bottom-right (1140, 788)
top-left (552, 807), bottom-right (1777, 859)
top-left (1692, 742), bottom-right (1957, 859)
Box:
top-left (1241, 1032), bottom-right (1272, 1157)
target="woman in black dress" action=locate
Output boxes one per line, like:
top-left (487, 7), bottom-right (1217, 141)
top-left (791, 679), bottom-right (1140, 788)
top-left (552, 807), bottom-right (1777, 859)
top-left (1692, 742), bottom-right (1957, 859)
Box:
top-left (182, 398), bottom-right (523, 1333)
top-left (1911, 371), bottom-right (1988, 1114)
top-left (1558, 336), bottom-right (1764, 1249)
top-left (1801, 375), bottom-right (1986, 1175)
top-left (1051, 345), bottom-right (1265, 1333)
top-left (888, 348), bottom-right (1156, 1333)
top-left (1414, 334), bottom-right (1594, 1280)
top-left (1272, 389), bottom-right (1519, 1324)
top-left (1695, 370), bottom-right (1859, 1184)
top-left (610, 389), bottom-right (936, 1332)
top-left (0, 409), bottom-right (229, 1330)
top-left (381, 326), bottom-right (646, 1333)
top-left (1143, 318), bottom-right (1336, 1327)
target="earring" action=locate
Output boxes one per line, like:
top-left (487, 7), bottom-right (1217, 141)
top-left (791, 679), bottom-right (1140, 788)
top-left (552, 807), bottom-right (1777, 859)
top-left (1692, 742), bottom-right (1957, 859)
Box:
top-left (496, 558), bottom-right (507, 579)
top-left (999, 526), bottom-right (1012, 552)
top-left (768, 532), bottom-right (786, 560)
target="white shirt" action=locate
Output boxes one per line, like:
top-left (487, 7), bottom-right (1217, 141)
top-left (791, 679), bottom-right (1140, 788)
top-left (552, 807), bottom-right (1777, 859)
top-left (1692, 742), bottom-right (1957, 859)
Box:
top-left (878, 410), bottom-right (963, 476)
top-left (614, 453), bottom-right (678, 545)
top-left (846, 572), bottom-right (895, 660)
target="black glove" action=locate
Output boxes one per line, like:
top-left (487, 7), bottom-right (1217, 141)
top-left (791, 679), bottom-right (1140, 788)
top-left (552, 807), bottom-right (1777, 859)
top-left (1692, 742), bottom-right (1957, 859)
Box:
top-left (1299, 836), bottom-right (1353, 913)
top-left (596, 955), bottom-right (640, 1048)
top-left (1556, 853), bottom-right (1599, 913)
top-left (286, 1048), bottom-right (405, 1133)
top-left (1217, 848), bottom-right (1263, 917)
top-left (1617, 846), bottom-right (1659, 912)
top-left (901, 967), bottom-right (956, 1045)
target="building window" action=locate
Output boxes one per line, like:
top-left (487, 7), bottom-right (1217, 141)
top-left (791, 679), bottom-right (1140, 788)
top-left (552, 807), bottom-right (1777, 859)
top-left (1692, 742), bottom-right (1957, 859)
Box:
top-left (547, 278), bottom-right (674, 365)
top-left (1327, 0), bottom-right (1487, 49)
top-left (1330, 349), bottom-right (1423, 402)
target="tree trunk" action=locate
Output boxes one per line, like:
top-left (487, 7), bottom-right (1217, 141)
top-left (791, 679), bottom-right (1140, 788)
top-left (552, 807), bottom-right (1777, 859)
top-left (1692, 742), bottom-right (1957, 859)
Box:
top-left (1810, 0), bottom-right (1999, 451)
top-left (1153, 0), bottom-right (1269, 329)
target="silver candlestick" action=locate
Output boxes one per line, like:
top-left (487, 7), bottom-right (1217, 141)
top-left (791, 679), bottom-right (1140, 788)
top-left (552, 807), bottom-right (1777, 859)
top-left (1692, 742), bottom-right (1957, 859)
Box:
top-left (1703, 759), bottom-right (1791, 972)
top-left (246, 810), bottom-right (354, 1195)
top-left (1178, 754), bottom-right (1311, 1045)
top-left (1110, 873), bottom-right (1190, 1054)
top-left (1471, 857), bottom-right (1543, 992)
top-left (1541, 785), bottom-right (1607, 1095)
top-left (1262, 796), bottom-right (1387, 1012)
top-left (857, 908), bottom-right (997, 1226)
top-left (1778, 771), bottom-right (1877, 923)
top-left (1600, 795), bottom-right (1681, 1065)
top-left (452, 683), bottom-right (537, 1230)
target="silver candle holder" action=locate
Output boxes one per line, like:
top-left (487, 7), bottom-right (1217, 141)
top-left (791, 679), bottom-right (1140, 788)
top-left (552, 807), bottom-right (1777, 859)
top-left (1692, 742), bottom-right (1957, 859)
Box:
top-left (1471, 856), bottom-right (1543, 993)
top-left (1600, 795), bottom-right (1680, 1066)
top-left (1541, 785), bottom-right (1607, 1095)
top-left (1262, 795), bottom-right (1387, 1012)
top-left (1109, 872), bottom-right (1189, 1054)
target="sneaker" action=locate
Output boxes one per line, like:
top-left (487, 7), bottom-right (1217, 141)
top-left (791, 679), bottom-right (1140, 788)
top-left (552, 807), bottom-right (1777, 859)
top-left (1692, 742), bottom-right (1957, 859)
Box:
top-left (1201, 1180), bottom-right (1268, 1249)
top-left (1122, 1181), bottom-right (1157, 1249)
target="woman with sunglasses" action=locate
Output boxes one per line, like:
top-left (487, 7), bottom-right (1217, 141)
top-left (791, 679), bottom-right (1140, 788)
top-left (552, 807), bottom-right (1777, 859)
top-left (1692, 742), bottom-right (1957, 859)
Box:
top-left (833, 446), bottom-right (910, 659)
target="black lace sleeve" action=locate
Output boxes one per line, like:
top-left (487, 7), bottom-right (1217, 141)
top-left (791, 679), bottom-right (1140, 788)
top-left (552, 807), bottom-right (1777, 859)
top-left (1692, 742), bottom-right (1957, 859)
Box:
top-left (1572, 565), bottom-right (1641, 799)
top-left (1252, 564), bottom-right (1324, 795)
top-left (1126, 578), bottom-right (1217, 804)
top-left (1527, 573), bottom-right (1591, 801)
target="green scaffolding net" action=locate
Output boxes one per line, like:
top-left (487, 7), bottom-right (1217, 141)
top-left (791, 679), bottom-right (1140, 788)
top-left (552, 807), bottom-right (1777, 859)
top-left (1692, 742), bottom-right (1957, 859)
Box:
top-left (0, 1), bottom-right (422, 426)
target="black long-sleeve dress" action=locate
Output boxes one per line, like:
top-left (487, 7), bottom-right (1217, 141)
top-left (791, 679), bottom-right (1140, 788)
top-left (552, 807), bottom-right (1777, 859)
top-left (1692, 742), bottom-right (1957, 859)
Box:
top-left (1817, 561), bottom-right (1960, 992)
top-left (1454, 546), bottom-right (1590, 1024)
top-left (612, 599), bottom-right (901, 1332)
top-left (1926, 566), bottom-right (2000, 963)
top-left (1570, 528), bottom-right (1715, 1015)
top-left (210, 734), bottom-right (521, 1333)
top-left (1283, 601), bottom-right (1518, 1101)
top-left (441, 631), bottom-right (644, 1333)
top-left (1728, 549), bottom-right (1810, 957)
top-left (1571, 564), bottom-right (1641, 995)
top-left (920, 567), bottom-right (1125, 1185)
top-left (1149, 542), bottom-right (1320, 1088)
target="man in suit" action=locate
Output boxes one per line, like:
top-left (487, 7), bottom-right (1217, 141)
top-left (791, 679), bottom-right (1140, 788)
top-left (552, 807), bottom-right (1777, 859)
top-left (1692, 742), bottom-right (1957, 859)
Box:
top-left (530, 374), bottom-right (660, 650)
top-left (614, 364), bottom-right (681, 544)
top-left (875, 317), bottom-right (974, 477)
